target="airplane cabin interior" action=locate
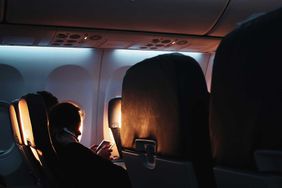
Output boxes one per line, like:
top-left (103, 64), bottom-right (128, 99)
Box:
top-left (0, 1), bottom-right (282, 188)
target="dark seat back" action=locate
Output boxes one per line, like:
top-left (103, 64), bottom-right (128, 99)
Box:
top-left (210, 7), bottom-right (282, 188)
top-left (17, 93), bottom-right (66, 187)
top-left (121, 53), bottom-right (216, 188)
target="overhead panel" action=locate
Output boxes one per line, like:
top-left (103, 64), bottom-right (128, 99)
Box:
top-left (0, 24), bottom-right (220, 52)
top-left (50, 28), bottom-right (221, 52)
top-left (0, 0), bottom-right (4, 23)
top-left (208, 0), bottom-right (282, 37)
top-left (0, 25), bottom-right (55, 46)
top-left (6, 0), bottom-right (228, 36)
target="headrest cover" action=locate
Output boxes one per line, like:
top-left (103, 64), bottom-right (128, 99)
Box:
top-left (121, 53), bottom-right (209, 159)
top-left (210, 7), bottom-right (282, 169)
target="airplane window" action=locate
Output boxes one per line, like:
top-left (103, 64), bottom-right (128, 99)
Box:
top-left (0, 103), bottom-right (14, 155)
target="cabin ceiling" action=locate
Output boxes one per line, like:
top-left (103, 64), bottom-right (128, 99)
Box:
top-left (209, 0), bottom-right (282, 36)
top-left (0, 0), bottom-right (281, 52)
top-left (6, 0), bottom-right (228, 36)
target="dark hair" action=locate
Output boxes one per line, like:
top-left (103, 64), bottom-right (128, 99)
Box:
top-left (37, 90), bottom-right (59, 111)
top-left (49, 102), bottom-right (81, 132)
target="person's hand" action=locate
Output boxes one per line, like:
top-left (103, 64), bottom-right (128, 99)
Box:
top-left (91, 143), bottom-right (113, 160)
top-left (96, 144), bottom-right (113, 160)
top-left (90, 144), bottom-right (98, 151)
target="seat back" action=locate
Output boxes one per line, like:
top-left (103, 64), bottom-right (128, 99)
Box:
top-left (121, 53), bottom-right (216, 188)
top-left (10, 100), bottom-right (42, 185)
top-left (0, 101), bottom-right (39, 187)
top-left (210, 7), bottom-right (282, 188)
top-left (17, 93), bottom-right (65, 187)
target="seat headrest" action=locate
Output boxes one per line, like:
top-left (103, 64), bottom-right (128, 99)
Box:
top-left (121, 53), bottom-right (209, 159)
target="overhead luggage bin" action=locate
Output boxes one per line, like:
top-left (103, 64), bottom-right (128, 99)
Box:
top-left (6, 0), bottom-right (228, 36)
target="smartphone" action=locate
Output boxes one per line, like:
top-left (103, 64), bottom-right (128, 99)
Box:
top-left (96, 140), bottom-right (111, 152)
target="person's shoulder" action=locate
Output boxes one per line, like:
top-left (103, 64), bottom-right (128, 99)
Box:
top-left (59, 142), bottom-right (93, 156)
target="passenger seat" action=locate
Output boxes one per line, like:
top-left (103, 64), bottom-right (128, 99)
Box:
top-left (209, 7), bottom-right (282, 188)
top-left (120, 53), bottom-right (216, 188)
top-left (16, 93), bottom-right (67, 187)
top-left (0, 100), bottom-right (39, 187)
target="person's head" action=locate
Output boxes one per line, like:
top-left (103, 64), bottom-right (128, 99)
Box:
top-left (49, 102), bottom-right (83, 138)
top-left (37, 90), bottom-right (59, 112)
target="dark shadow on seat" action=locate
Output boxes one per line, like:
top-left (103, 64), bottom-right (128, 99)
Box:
top-left (120, 53), bottom-right (216, 188)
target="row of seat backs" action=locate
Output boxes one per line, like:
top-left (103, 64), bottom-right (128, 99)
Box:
top-left (9, 94), bottom-right (64, 187)
top-left (116, 53), bottom-right (216, 188)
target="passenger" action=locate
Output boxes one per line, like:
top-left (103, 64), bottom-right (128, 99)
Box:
top-left (49, 102), bottom-right (132, 188)
top-left (37, 90), bottom-right (112, 160)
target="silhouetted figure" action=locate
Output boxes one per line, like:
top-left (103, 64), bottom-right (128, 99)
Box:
top-left (49, 102), bottom-right (132, 188)
top-left (37, 90), bottom-right (113, 160)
